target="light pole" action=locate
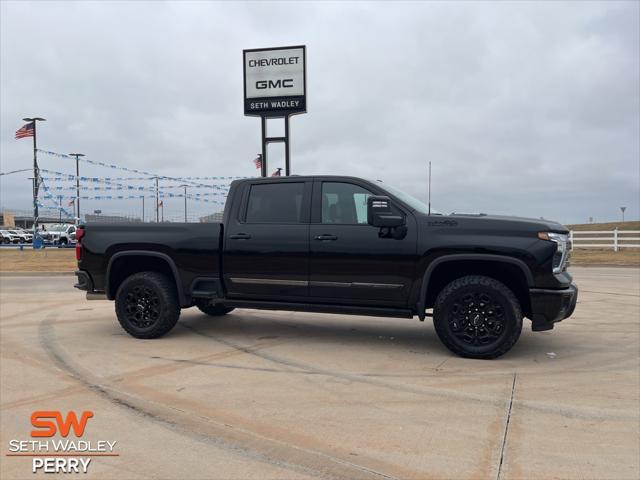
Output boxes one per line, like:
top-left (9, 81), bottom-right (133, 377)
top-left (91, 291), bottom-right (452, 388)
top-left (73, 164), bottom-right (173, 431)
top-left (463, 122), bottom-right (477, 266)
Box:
top-left (22, 117), bottom-right (46, 234)
top-left (155, 176), bottom-right (159, 222)
top-left (620, 206), bottom-right (626, 223)
top-left (68, 153), bottom-right (85, 224)
top-left (427, 161), bottom-right (432, 216)
top-left (179, 184), bottom-right (188, 222)
top-left (142, 196), bottom-right (145, 222)
top-left (58, 195), bottom-right (63, 222)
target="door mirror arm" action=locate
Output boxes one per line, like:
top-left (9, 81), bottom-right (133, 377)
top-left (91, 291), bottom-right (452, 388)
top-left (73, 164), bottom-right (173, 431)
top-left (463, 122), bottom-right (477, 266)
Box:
top-left (378, 225), bottom-right (408, 240)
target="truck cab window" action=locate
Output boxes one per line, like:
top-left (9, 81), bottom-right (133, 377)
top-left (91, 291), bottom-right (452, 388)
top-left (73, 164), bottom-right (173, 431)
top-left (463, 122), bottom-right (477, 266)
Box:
top-left (245, 182), bottom-right (304, 223)
top-left (321, 182), bottom-right (372, 224)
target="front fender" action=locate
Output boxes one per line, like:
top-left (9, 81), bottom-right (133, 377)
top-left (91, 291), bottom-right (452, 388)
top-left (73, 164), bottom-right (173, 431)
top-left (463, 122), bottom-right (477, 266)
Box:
top-left (415, 253), bottom-right (534, 320)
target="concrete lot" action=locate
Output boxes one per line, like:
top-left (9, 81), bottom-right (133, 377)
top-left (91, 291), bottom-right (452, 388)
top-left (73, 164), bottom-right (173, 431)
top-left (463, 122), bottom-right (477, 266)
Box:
top-left (1, 267), bottom-right (638, 479)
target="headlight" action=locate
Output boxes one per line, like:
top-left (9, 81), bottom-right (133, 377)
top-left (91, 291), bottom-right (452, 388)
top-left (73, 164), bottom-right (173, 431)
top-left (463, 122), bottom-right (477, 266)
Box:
top-left (538, 232), bottom-right (570, 274)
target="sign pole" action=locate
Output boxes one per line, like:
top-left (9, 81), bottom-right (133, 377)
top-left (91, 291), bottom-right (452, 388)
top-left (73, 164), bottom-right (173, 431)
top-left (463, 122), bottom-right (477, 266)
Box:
top-left (284, 115), bottom-right (291, 176)
top-left (261, 117), bottom-right (268, 178)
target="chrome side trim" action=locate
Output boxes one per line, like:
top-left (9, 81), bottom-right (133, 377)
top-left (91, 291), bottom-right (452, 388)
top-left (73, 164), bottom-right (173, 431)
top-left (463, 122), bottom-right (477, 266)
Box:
top-left (310, 281), bottom-right (403, 289)
top-left (229, 278), bottom-right (404, 289)
top-left (229, 277), bottom-right (308, 287)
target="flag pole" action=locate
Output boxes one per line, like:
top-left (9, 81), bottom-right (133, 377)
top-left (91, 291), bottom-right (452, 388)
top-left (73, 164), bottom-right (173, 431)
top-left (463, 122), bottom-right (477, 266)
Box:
top-left (34, 124), bottom-right (38, 228)
top-left (22, 117), bottom-right (46, 235)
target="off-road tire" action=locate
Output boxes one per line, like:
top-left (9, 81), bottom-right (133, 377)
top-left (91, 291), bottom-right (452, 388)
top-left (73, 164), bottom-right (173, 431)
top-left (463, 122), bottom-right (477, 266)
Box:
top-left (195, 301), bottom-right (234, 316)
top-left (115, 272), bottom-right (180, 339)
top-left (433, 275), bottom-right (522, 359)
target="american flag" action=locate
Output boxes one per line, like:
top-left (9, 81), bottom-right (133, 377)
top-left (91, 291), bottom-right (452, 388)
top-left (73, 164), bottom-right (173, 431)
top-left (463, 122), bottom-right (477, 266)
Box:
top-left (15, 122), bottom-right (35, 140)
top-left (158, 200), bottom-right (163, 207)
top-left (68, 199), bottom-right (75, 207)
top-left (253, 154), bottom-right (262, 169)
top-left (271, 168), bottom-right (282, 177)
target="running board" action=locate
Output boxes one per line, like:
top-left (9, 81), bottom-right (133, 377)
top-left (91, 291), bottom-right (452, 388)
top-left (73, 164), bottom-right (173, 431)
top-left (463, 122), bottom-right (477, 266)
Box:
top-left (221, 300), bottom-right (414, 319)
top-left (86, 292), bottom-right (107, 300)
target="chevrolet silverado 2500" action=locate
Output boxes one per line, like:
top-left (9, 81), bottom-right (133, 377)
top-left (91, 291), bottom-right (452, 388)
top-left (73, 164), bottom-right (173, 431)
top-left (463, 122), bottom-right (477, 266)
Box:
top-left (74, 176), bottom-right (577, 358)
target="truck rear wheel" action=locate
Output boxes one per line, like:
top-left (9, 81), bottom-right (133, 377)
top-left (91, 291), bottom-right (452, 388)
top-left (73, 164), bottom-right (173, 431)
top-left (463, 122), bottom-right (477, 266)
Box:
top-left (115, 272), bottom-right (180, 339)
top-left (433, 275), bottom-right (522, 359)
top-left (195, 300), bottom-right (234, 316)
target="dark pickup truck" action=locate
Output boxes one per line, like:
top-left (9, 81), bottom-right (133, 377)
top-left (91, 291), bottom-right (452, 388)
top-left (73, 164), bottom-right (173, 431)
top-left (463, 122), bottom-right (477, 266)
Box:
top-left (75, 175), bottom-right (577, 358)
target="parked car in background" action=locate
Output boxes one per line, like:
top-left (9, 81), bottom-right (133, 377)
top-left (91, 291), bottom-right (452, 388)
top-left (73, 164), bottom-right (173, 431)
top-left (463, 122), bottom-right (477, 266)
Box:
top-left (18, 229), bottom-right (34, 243)
top-left (0, 229), bottom-right (21, 244)
top-left (8, 229), bottom-right (32, 243)
top-left (41, 223), bottom-right (77, 245)
top-left (1, 230), bottom-right (15, 244)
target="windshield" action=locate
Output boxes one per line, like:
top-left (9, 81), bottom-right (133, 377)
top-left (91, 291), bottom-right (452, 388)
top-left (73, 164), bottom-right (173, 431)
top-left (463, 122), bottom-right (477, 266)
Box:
top-left (375, 181), bottom-right (441, 215)
top-left (49, 224), bottom-right (68, 232)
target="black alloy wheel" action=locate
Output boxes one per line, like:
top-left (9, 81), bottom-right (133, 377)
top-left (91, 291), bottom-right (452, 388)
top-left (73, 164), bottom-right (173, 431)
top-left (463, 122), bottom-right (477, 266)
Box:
top-left (115, 272), bottom-right (180, 339)
top-left (433, 275), bottom-right (523, 359)
top-left (124, 285), bottom-right (161, 329)
top-left (449, 291), bottom-right (506, 346)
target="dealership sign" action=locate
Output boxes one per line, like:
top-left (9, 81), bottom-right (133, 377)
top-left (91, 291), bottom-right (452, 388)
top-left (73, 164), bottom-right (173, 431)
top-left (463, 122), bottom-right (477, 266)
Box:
top-left (243, 45), bottom-right (306, 117)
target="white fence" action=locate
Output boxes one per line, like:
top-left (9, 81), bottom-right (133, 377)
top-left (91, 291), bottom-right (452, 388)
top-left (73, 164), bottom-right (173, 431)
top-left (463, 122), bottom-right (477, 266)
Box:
top-left (570, 229), bottom-right (640, 251)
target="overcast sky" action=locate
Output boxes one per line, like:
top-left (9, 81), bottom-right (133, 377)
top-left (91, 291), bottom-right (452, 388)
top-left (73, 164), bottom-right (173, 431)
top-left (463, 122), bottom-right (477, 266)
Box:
top-left (1, 0), bottom-right (638, 223)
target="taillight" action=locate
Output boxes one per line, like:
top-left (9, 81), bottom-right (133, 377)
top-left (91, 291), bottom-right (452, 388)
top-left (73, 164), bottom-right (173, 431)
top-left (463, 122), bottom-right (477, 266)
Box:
top-left (75, 228), bottom-right (85, 261)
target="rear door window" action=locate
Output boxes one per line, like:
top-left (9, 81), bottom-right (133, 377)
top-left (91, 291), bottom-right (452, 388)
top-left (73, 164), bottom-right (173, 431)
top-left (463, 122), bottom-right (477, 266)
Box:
top-left (245, 183), bottom-right (305, 224)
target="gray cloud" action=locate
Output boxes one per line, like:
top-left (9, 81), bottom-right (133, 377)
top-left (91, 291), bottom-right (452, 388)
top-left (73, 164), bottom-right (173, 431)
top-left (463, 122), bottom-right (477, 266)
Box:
top-left (1, 0), bottom-right (638, 223)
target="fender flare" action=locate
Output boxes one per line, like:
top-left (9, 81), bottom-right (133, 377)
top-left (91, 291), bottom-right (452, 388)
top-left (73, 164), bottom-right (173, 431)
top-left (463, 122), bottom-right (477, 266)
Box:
top-left (106, 251), bottom-right (187, 305)
top-left (416, 253), bottom-right (534, 320)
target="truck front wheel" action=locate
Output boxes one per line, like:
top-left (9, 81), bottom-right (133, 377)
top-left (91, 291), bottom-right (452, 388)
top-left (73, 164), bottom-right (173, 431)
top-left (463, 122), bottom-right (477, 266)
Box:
top-left (433, 275), bottom-right (522, 359)
top-left (195, 300), bottom-right (235, 316)
top-left (115, 272), bottom-right (180, 338)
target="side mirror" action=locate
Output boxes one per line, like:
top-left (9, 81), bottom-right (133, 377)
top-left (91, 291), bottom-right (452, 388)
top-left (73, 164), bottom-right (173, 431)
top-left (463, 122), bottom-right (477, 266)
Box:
top-left (367, 196), bottom-right (405, 228)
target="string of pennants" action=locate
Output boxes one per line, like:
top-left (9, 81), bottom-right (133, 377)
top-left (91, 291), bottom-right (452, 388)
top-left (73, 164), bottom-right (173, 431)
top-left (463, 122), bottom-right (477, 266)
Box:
top-left (39, 179), bottom-right (76, 218)
top-left (39, 171), bottom-right (230, 190)
top-left (37, 149), bottom-right (248, 185)
top-left (39, 179), bottom-right (225, 205)
top-left (40, 169), bottom-right (159, 194)
top-left (38, 194), bottom-right (226, 204)
top-left (31, 150), bottom-right (245, 215)
top-left (39, 174), bottom-right (230, 191)
top-left (45, 185), bottom-right (227, 196)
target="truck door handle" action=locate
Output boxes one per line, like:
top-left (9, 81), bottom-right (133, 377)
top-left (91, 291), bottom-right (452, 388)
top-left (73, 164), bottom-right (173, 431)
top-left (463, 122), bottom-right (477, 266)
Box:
top-left (230, 233), bottom-right (252, 240)
top-left (314, 234), bottom-right (338, 241)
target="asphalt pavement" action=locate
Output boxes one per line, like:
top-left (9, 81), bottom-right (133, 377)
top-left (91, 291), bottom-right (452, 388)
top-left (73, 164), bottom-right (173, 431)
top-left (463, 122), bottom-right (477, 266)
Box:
top-left (1, 266), bottom-right (638, 479)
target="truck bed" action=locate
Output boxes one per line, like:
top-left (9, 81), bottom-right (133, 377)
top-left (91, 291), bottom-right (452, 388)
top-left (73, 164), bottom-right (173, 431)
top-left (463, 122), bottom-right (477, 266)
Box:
top-left (78, 222), bottom-right (222, 303)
